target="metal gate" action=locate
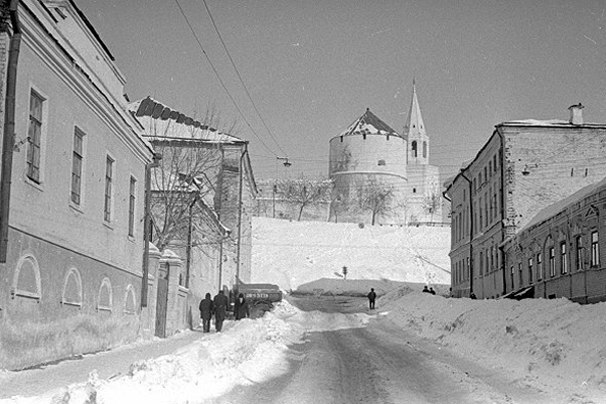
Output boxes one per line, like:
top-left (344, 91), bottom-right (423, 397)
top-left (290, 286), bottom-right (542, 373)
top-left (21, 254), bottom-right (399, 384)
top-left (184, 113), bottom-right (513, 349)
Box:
top-left (155, 277), bottom-right (168, 338)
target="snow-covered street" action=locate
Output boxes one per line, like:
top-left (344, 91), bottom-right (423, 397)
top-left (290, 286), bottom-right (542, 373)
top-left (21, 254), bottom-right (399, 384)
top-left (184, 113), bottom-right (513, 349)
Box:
top-left (3, 287), bottom-right (606, 403)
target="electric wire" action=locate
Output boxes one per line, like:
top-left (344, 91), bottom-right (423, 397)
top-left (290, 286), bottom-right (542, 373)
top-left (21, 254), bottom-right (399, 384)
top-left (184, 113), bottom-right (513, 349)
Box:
top-left (200, 0), bottom-right (288, 158)
top-left (172, 0), bottom-right (276, 156)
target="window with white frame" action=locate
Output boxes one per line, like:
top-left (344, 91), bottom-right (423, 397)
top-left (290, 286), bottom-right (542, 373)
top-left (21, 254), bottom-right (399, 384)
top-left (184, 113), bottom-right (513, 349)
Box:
top-left (549, 246), bottom-right (555, 277)
top-left (128, 176), bottom-right (136, 237)
top-left (27, 91), bottom-right (44, 183)
top-left (576, 235), bottom-right (584, 270)
top-left (591, 231), bottom-right (600, 267)
top-left (560, 241), bottom-right (567, 274)
top-left (537, 252), bottom-right (543, 281)
top-left (104, 156), bottom-right (114, 222)
top-left (71, 128), bottom-right (84, 205)
top-left (528, 257), bottom-right (533, 283)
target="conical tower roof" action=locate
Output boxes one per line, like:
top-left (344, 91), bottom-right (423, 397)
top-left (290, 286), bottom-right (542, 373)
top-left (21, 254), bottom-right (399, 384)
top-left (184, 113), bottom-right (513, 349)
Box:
top-left (338, 108), bottom-right (402, 138)
top-left (404, 80), bottom-right (426, 138)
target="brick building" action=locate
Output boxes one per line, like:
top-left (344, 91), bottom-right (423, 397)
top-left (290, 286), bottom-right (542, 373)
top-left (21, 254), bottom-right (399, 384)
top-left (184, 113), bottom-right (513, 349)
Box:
top-left (0, 0), bottom-right (154, 369)
top-left (503, 177), bottom-right (606, 303)
top-left (445, 104), bottom-right (606, 298)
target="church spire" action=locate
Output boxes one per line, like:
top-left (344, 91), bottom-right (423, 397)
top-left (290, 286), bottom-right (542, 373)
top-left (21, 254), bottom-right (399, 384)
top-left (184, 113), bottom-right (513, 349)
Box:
top-left (404, 79), bottom-right (426, 137)
top-left (404, 80), bottom-right (429, 165)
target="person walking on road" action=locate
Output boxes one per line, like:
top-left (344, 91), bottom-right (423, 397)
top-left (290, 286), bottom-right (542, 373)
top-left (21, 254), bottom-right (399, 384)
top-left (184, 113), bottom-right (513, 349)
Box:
top-left (367, 288), bottom-right (377, 310)
top-left (234, 293), bottom-right (250, 320)
top-left (198, 293), bottom-right (214, 333)
top-left (429, 287), bottom-right (436, 295)
top-left (213, 290), bottom-right (229, 332)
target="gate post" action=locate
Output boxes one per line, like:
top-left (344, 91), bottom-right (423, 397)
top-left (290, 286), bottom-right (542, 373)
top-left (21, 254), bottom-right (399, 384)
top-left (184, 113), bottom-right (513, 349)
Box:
top-left (140, 243), bottom-right (160, 338)
top-left (161, 249), bottom-right (183, 337)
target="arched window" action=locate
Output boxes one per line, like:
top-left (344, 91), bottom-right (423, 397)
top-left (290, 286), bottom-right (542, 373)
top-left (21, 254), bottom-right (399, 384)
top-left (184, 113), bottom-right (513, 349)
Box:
top-left (97, 277), bottom-right (113, 312)
top-left (123, 284), bottom-right (137, 315)
top-left (61, 268), bottom-right (83, 307)
top-left (411, 141), bottom-right (417, 157)
top-left (12, 254), bottom-right (41, 300)
top-left (544, 235), bottom-right (555, 277)
top-left (422, 141), bottom-right (427, 158)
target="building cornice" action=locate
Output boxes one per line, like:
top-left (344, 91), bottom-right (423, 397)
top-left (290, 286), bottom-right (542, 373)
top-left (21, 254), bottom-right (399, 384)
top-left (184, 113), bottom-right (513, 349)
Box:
top-left (20, 0), bottom-right (153, 162)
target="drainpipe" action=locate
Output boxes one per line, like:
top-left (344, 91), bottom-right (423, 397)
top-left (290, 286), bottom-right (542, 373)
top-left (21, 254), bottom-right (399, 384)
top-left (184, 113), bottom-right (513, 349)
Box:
top-left (495, 129), bottom-right (507, 296)
top-left (235, 143), bottom-right (247, 289)
top-left (141, 153), bottom-right (161, 307)
top-left (460, 173), bottom-right (474, 297)
top-left (0, 0), bottom-right (22, 263)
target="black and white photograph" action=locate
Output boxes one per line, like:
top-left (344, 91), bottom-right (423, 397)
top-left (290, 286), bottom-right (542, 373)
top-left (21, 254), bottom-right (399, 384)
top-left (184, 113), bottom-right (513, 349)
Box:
top-left (1, 0), bottom-right (606, 402)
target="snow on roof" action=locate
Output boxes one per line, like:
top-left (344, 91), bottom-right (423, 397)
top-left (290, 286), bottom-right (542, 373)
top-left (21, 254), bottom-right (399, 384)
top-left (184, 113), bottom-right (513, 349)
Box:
top-left (521, 176), bottom-right (606, 232)
top-left (501, 118), bottom-right (606, 128)
top-left (336, 108), bottom-right (402, 139)
top-left (128, 97), bottom-right (245, 144)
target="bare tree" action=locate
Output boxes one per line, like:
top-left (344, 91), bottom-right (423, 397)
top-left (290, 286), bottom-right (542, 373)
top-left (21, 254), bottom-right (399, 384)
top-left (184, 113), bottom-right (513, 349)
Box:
top-left (143, 111), bottom-right (238, 252)
top-left (355, 175), bottom-right (394, 225)
top-left (422, 190), bottom-right (441, 223)
top-left (149, 140), bottom-right (225, 251)
top-left (276, 176), bottom-right (333, 221)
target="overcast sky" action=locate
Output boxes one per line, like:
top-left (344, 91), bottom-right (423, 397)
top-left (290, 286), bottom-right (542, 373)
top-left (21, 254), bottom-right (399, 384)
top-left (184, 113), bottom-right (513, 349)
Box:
top-left (78, 0), bottom-right (606, 181)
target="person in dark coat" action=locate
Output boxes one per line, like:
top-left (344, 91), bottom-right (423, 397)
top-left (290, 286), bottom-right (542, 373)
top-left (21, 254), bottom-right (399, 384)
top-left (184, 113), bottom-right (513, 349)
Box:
top-left (234, 293), bottom-right (250, 320)
top-left (367, 288), bottom-right (377, 310)
top-left (422, 285), bottom-right (430, 293)
top-left (198, 293), bottom-right (214, 333)
top-left (213, 290), bottom-right (229, 332)
top-left (429, 287), bottom-right (436, 295)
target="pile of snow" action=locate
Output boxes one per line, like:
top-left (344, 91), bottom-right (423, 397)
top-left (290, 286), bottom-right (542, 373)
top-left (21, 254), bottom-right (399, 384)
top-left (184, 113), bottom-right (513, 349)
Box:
top-left (380, 290), bottom-right (606, 401)
top-left (251, 217), bottom-right (450, 290)
top-left (2, 302), bottom-right (371, 404)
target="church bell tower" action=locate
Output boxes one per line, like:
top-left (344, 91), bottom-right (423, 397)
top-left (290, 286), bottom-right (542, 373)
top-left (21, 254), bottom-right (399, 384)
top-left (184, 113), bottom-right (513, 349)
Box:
top-left (404, 80), bottom-right (429, 165)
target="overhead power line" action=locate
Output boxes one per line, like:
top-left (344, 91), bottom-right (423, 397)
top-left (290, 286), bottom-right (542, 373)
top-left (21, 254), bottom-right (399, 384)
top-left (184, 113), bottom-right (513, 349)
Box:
top-left (172, 0), bottom-right (276, 156)
top-left (200, 0), bottom-right (288, 158)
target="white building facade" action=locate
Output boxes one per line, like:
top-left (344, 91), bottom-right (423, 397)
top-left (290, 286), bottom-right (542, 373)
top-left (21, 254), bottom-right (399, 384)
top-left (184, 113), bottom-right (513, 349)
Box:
top-left (0, 0), bottom-right (154, 369)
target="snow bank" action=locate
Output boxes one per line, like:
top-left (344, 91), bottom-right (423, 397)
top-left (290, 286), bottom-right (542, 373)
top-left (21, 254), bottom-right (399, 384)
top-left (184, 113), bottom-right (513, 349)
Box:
top-left (380, 290), bottom-right (606, 401)
top-left (1, 301), bottom-right (372, 404)
top-left (252, 217), bottom-right (451, 290)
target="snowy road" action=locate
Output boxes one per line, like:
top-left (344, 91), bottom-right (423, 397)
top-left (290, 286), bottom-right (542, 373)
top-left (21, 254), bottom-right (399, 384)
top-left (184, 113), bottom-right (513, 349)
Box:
top-left (213, 296), bottom-right (547, 404)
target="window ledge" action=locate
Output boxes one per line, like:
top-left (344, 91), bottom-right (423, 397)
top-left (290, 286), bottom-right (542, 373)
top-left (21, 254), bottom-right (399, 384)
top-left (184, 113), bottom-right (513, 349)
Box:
top-left (11, 288), bottom-right (41, 300)
top-left (24, 177), bottom-right (44, 192)
top-left (103, 221), bottom-right (114, 231)
top-left (69, 202), bottom-right (84, 214)
top-left (61, 300), bottom-right (82, 308)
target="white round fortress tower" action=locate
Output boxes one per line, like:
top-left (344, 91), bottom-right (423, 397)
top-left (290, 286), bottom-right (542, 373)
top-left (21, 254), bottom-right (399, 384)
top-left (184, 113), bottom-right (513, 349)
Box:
top-left (328, 108), bottom-right (409, 224)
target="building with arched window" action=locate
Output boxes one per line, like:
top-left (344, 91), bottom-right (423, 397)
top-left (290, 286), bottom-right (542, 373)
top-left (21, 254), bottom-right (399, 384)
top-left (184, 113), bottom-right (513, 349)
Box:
top-left (445, 104), bottom-right (606, 299)
top-left (0, 0), bottom-right (154, 370)
top-left (328, 81), bottom-right (442, 225)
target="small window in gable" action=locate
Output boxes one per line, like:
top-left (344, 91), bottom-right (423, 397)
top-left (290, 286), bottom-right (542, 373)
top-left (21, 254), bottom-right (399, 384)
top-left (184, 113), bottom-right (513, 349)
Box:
top-left (61, 268), bottom-right (83, 307)
top-left (12, 254), bottom-right (41, 300)
top-left (124, 284), bottom-right (137, 315)
top-left (97, 277), bottom-right (113, 312)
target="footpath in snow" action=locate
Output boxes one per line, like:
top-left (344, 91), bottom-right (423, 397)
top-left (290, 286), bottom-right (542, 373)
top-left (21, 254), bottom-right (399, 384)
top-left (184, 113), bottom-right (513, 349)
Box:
top-left (2, 280), bottom-right (606, 403)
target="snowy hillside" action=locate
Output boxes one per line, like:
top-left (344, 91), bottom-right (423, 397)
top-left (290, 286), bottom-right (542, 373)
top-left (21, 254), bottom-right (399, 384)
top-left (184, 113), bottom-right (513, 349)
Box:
top-left (251, 217), bottom-right (451, 290)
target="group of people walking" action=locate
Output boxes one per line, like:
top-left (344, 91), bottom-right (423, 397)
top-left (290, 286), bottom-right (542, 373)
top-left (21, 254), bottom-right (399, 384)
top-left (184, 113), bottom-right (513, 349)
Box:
top-left (198, 290), bottom-right (250, 333)
top-left (422, 285), bottom-right (436, 295)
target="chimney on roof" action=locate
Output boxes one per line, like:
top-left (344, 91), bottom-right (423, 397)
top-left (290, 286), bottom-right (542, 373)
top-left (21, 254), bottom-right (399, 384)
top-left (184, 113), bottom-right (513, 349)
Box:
top-left (568, 103), bottom-right (584, 125)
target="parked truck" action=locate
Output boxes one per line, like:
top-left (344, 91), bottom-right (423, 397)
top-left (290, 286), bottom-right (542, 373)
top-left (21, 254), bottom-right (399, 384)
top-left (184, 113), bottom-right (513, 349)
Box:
top-left (233, 283), bottom-right (283, 319)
